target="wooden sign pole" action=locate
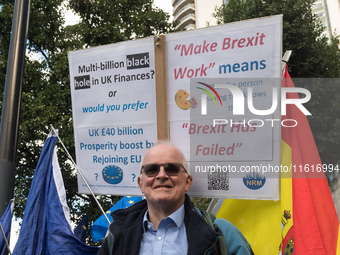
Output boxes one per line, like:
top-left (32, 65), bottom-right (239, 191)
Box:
top-left (154, 35), bottom-right (169, 141)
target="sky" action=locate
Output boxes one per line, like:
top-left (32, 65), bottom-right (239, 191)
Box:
top-left (154, 0), bottom-right (173, 17)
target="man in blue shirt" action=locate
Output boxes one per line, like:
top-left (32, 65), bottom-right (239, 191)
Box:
top-left (98, 142), bottom-right (253, 255)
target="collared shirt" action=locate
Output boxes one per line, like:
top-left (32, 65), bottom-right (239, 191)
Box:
top-left (139, 204), bottom-right (188, 255)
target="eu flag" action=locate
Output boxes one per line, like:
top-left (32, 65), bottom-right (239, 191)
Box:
top-left (90, 196), bottom-right (142, 242)
top-left (12, 133), bottom-right (99, 254)
top-left (74, 215), bottom-right (89, 243)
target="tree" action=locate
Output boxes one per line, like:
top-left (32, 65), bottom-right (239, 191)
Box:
top-left (0, 0), bottom-right (175, 244)
top-left (69, 0), bottom-right (175, 46)
top-left (214, 0), bottom-right (340, 177)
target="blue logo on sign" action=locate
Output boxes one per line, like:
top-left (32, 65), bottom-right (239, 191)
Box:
top-left (243, 172), bottom-right (266, 190)
top-left (102, 165), bottom-right (123, 184)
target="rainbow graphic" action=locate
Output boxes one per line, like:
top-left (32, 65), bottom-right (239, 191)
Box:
top-left (196, 82), bottom-right (223, 106)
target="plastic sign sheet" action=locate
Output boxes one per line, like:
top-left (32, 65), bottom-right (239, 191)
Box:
top-left (68, 38), bottom-right (157, 195)
top-left (167, 16), bottom-right (282, 199)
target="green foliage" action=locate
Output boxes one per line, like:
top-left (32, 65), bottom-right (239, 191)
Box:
top-left (191, 197), bottom-right (212, 211)
top-left (302, 78), bottom-right (340, 171)
top-left (0, 0), bottom-right (175, 244)
top-left (69, 0), bottom-right (177, 46)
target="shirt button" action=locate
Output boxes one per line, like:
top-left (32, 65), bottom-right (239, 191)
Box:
top-left (158, 236), bottom-right (162, 241)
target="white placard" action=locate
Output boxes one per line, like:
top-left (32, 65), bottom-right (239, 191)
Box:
top-left (68, 37), bottom-right (157, 195)
top-left (166, 16), bottom-right (282, 199)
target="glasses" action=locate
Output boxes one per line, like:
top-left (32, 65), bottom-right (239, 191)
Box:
top-left (140, 163), bottom-right (188, 177)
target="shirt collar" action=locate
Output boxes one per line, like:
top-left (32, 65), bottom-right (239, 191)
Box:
top-left (169, 204), bottom-right (185, 228)
top-left (143, 204), bottom-right (185, 232)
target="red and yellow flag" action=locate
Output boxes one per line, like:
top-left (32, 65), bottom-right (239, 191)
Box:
top-left (216, 68), bottom-right (340, 254)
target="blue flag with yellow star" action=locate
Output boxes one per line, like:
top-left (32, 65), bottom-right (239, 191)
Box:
top-left (74, 215), bottom-right (89, 243)
top-left (90, 196), bottom-right (142, 242)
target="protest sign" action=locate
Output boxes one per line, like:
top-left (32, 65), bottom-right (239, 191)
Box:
top-left (166, 15), bottom-right (282, 199)
top-left (68, 38), bottom-right (157, 195)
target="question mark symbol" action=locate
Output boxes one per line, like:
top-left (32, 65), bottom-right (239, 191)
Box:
top-left (132, 174), bottom-right (136, 182)
top-left (95, 173), bottom-right (98, 181)
top-left (150, 70), bottom-right (155, 79)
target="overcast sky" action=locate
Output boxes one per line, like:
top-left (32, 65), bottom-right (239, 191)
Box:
top-left (154, 0), bottom-right (173, 16)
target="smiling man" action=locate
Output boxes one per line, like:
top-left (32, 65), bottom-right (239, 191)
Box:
top-left (97, 142), bottom-right (253, 255)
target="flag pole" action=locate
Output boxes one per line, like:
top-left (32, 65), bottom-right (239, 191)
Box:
top-left (207, 198), bottom-right (219, 214)
top-left (281, 50), bottom-right (292, 72)
top-left (0, 222), bottom-right (12, 255)
top-left (0, 0), bottom-right (30, 218)
top-left (49, 125), bottom-right (111, 224)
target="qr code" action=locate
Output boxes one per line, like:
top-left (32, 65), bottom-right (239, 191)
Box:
top-left (208, 171), bottom-right (229, 190)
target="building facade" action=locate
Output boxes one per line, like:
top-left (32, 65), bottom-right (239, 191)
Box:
top-left (172, 0), bottom-right (224, 30)
top-left (312, 0), bottom-right (340, 38)
top-left (172, 0), bottom-right (340, 38)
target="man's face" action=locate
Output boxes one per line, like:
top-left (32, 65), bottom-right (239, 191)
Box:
top-left (138, 144), bottom-right (192, 210)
